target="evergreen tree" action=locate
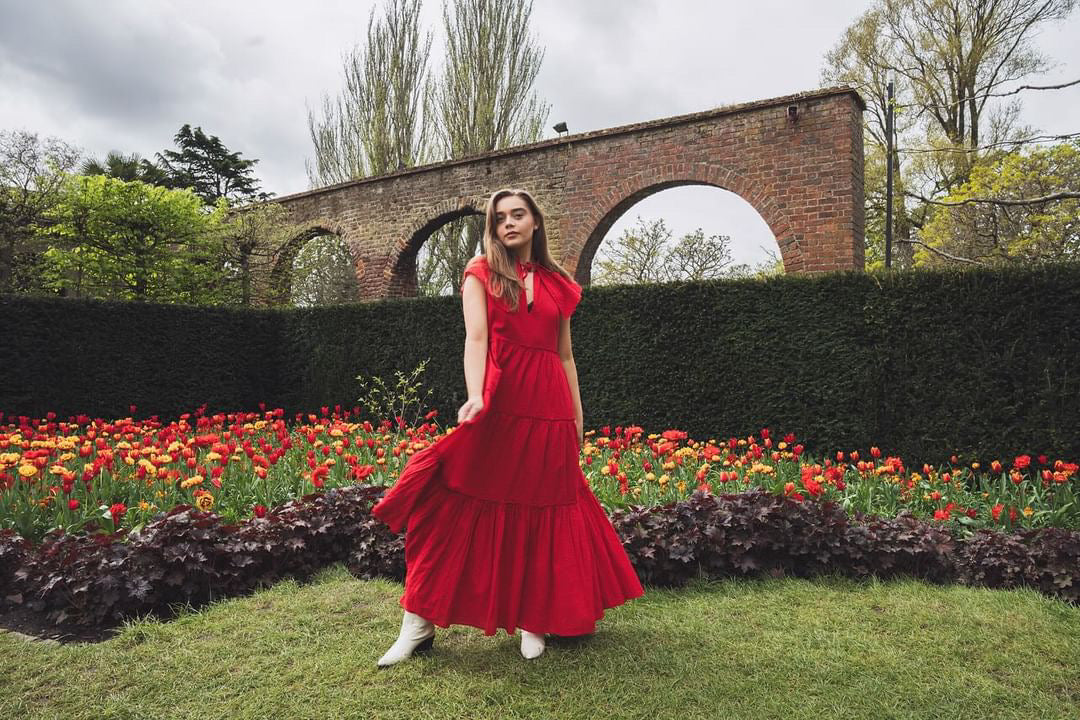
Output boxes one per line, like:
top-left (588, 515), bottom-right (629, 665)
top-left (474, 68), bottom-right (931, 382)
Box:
top-left (158, 124), bottom-right (271, 205)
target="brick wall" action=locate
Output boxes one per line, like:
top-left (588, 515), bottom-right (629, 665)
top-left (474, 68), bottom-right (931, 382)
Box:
top-left (275, 87), bottom-right (865, 301)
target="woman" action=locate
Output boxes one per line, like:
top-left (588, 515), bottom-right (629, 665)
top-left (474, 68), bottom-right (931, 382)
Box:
top-left (372, 188), bottom-right (644, 666)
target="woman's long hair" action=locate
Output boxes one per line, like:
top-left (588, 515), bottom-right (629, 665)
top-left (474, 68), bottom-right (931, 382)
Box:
top-left (480, 188), bottom-right (575, 313)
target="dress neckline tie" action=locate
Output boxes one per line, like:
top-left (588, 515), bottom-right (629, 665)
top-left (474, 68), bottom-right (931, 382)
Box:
top-left (516, 260), bottom-right (537, 311)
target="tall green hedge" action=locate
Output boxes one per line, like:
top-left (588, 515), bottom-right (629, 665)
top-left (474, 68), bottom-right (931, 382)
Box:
top-left (2, 262), bottom-right (1078, 465)
top-left (0, 296), bottom-right (283, 424)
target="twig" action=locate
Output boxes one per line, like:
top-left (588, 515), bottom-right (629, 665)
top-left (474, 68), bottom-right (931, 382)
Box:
top-left (893, 78), bottom-right (1080, 111)
top-left (895, 132), bottom-right (1080, 154)
top-left (895, 237), bottom-right (986, 265)
top-left (905, 190), bottom-right (1080, 207)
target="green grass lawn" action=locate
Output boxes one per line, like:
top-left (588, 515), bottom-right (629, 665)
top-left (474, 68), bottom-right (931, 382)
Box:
top-left (2, 566), bottom-right (1077, 720)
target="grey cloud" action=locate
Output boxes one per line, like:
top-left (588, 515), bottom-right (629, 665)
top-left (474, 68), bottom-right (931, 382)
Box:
top-left (0, 0), bottom-right (221, 125)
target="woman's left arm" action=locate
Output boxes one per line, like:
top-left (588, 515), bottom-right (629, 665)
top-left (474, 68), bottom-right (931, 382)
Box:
top-left (557, 314), bottom-right (584, 447)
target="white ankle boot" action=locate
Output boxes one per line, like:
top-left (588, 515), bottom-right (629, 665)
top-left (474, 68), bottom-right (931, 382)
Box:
top-left (377, 610), bottom-right (436, 667)
top-left (520, 630), bottom-right (546, 659)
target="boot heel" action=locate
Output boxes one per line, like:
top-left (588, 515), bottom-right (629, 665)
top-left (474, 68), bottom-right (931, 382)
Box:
top-left (414, 635), bottom-right (435, 653)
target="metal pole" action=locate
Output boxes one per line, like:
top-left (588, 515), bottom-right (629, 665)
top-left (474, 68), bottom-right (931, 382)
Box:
top-left (885, 81), bottom-right (895, 269)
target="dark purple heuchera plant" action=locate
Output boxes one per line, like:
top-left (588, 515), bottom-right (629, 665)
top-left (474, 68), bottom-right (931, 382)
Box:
top-left (1, 486), bottom-right (1077, 632)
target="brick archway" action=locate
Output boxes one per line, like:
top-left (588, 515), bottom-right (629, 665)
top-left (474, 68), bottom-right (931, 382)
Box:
top-left (268, 220), bottom-right (354, 305)
top-left (384, 195), bottom-right (488, 297)
top-left (273, 87), bottom-right (865, 303)
top-left (579, 166), bottom-right (797, 282)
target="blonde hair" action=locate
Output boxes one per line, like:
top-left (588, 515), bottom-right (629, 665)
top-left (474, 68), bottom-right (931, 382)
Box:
top-left (479, 188), bottom-right (575, 312)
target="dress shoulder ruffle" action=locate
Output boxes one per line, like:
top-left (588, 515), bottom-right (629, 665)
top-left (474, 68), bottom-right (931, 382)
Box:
top-left (543, 267), bottom-right (583, 319)
top-left (460, 257), bottom-right (582, 318)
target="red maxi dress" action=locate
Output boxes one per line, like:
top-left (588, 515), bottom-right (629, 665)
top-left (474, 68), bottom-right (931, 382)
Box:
top-left (371, 255), bottom-right (644, 637)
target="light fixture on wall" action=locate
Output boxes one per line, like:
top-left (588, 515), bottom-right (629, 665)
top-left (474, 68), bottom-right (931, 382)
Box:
top-left (553, 121), bottom-right (568, 136)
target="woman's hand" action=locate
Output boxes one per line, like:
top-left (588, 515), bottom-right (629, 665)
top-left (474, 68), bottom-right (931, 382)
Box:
top-left (458, 396), bottom-right (485, 425)
top-left (575, 418), bottom-right (583, 449)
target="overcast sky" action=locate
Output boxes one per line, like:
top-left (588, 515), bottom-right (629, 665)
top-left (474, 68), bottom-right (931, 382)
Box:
top-left (2, 0), bottom-right (1078, 270)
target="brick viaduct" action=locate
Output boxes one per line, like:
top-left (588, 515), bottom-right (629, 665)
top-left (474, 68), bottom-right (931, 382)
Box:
top-left (272, 87), bottom-right (865, 301)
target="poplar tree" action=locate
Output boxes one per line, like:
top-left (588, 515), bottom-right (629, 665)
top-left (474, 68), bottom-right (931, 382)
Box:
top-left (421, 0), bottom-right (550, 296)
top-left (306, 0), bottom-right (432, 186)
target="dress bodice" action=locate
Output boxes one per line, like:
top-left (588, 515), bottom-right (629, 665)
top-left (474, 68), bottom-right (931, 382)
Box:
top-left (460, 256), bottom-right (583, 355)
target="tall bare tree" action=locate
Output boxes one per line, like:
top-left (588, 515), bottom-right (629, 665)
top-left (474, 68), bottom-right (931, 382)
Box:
top-left (881, 0), bottom-right (1074, 155)
top-left (306, 0), bottom-right (432, 186)
top-left (427, 0), bottom-right (549, 159)
top-left (822, 0), bottom-right (1077, 268)
top-left (421, 0), bottom-right (551, 295)
top-left (0, 130), bottom-right (81, 293)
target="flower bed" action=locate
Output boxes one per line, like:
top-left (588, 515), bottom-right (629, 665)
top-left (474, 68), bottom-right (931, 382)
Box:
top-left (2, 407), bottom-right (1077, 544)
top-left (1, 405), bottom-right (1078, 632)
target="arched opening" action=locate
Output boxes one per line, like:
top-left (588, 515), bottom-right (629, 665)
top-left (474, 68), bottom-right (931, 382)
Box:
top-left (585, 181), bottom-right (784, 286)
top-left (270, 226), bottom-right (359, 307)
top-left (389, 199), bottom-right (487, 299)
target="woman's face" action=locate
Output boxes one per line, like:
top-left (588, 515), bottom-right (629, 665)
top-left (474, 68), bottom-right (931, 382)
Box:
top-left (493, 195), bottom-right (537, 252)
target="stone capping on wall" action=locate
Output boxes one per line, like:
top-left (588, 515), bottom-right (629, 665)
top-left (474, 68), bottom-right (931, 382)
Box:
top-left (273, 86), bottom-right (866, 204)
